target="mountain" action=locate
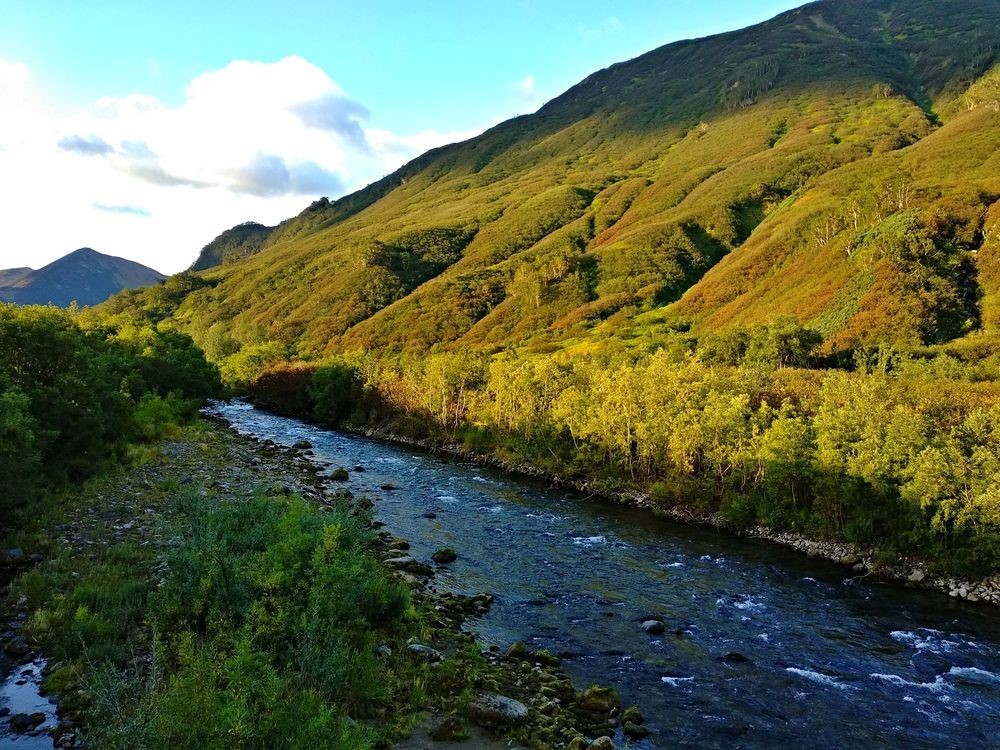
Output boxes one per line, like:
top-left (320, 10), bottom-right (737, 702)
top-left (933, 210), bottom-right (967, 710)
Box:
top-left (189, 221), bottom-right (275, 271)
top-left (1, 248), bottom-right (166, 307)
top-left (114, 0), bottom-right (1000, 358)
top-left (0, 267), bottom-right (33, 286)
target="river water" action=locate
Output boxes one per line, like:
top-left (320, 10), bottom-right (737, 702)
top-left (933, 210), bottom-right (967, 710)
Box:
top-left (213, 401), bottom-right (1000, 749)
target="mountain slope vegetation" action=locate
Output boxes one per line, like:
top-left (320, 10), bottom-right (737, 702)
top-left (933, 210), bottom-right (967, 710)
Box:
top-left (96, 0), bottom-right (1000, 584)
top-left (112, 0), bottom-right (1000, 361)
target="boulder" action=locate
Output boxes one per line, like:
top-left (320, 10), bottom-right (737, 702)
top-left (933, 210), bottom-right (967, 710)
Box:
top-left (384, 556), bottom-right (433, 576)
top-left (576, 685), bottom-right (620, 714)
top-left (622, 706), bottom-right (644, 725)
top-left (624, 721), bottom-right (651, 739)
top-left (406, 643), bottom-right (442, 662)
top-left (329, 467), bottom-right (350, 481)
top-left (4, 636), bottom-right (31, 658)
top-left (590, 737), bottom-right (616, 749)
top-left (432, 547), bottom-right (458, 564)
top-left (467, 692), bottom-right (529, 728)
top-left (640, 619), bottom-right (665, 635)
top-left (292, 440), bottom-right (312, 450)
top-left (506, 640), bottom-right (529, 661)
top-left (907, 568), bottom-right (926, 584)
top-left (429, 716), bottom-right (466, 741)
top-left (722, 651), bottom-right (750, 663)
top-left (9, 712), bottom-right (44, 733)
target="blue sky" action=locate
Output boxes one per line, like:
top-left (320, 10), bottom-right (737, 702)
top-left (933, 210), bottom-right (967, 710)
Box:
top-left (0, 0), bottom-right (806, 271)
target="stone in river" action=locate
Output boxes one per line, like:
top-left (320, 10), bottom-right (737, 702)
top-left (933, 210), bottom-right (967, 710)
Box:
top-left (432, 547), bottom-right (458, 564)
top-left (722, 651), bottom-right (751, 663)
top-left (624, 721), bottom-right (651, 739)
top-left (640, 619), bottom-right (665, 635)
top-left (576, 685), bottom-right (620, 714)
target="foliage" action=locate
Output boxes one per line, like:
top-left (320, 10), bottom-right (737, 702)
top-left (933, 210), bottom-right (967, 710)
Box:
top-left (103, 1), bottom-right (1000, 358)
top-left (21, 487), bottom-right (419, 749)
top-left (249, 333), bottom-right (1000, 575)
top-left (0, 303), bottom-right (220, 516)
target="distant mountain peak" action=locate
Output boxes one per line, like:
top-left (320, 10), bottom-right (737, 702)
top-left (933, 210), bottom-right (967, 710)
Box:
top-left (0, 248), bottom-right (165, 308)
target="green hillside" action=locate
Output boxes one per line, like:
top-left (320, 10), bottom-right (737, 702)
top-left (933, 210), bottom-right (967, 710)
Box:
top-left (111, 0), bottom-right (1000, 362)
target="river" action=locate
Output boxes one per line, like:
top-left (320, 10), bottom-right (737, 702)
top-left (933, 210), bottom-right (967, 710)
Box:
top-left (213, 401), bottom-right (1000, 749)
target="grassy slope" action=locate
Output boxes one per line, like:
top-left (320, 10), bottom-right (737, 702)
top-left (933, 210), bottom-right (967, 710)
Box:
top-left (115, 0), bottom-right (1000, 356)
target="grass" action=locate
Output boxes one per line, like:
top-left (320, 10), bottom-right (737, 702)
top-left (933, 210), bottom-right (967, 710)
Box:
top-left (2, 425), bottom-right (494, 749)
top-left (101, 0), bottom-right (1000, 362)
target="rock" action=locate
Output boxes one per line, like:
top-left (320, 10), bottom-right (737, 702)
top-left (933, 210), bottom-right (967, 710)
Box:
top-left (432, 547), bottom-right (458, 564)
top-left (467, 692), bottom-right (529, 728)
top-left (9, 712), bottom-right (44, 733)
top-left (329, 467), bottom-right (350, 481)
top-left (423, 511), bottom-right (437, 519)
top-left (429, 716), bottom-right (466, 741)
top-left (577, 685), bottom-right (620, 714)
top-left (624, 721), bottom-right (651, 739)
top-left (380, 483), bottom-right (398, 491)
top-left (406, 644), bottom-right (443, 662)
top-left (4, 635), bottom-right (31, 658)
top-left (907, 568), bottom-right (926, 584)
top-left (852, 562), bottom-right (867, 573)
top-left (838, 554), bottom-right (861, 566)
top-left (533, 648), bottom-right (561, 667)
top-left (622, 706), bottom-right (644, 725)
top-left (353, 465), bottom-right (366, 472)
top-left (506, 640), bottom-right (529, 661)
top-left (384, 556), bottom-right (434, 576)
top-left (640, 619), bottom-right (665, 635)
top-left (376, 644), bottom-right (393, 658)
top-left (292, 440), bottom-right (312, 450)
top-left (722, 651), bottom-right (750, 663)
top-left (590, 737), bottom-right (616, 749)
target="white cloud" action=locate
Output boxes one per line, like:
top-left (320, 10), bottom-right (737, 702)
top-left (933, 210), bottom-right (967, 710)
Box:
top-left (508, 74), bottom-right (547, 114)
top-left (579, 16), bottom-right (623, 43)
top-left (515, 75), bottom-right (538, 101)
top-left (0, 56), bottom-right (479, 273)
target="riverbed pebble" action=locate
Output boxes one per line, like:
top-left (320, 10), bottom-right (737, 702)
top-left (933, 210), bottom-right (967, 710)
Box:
top-left (640, 619), bottom-right (665, 635)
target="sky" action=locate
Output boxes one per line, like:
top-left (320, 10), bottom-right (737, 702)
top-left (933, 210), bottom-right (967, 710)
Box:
top-left (0, 0), bottom-right (805, 273)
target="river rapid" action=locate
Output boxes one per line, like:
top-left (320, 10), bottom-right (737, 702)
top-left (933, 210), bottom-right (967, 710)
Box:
top-left (213, 401), bottom-right (1000, 749)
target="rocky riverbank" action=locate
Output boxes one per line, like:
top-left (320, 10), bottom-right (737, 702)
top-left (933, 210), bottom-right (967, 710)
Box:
top-left (1, 418), bottom-right (641, 749)
top-left (339, 422), bottom-right (1000, 609)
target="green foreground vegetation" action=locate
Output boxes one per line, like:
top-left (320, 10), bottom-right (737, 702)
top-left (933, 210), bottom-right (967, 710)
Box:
top-left (0, 304), bottom-right (491, 748)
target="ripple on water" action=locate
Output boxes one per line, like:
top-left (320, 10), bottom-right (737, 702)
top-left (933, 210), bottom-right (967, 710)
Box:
top-left (661, 676), bottom-right (695, 687)
top-left (572, 535), bottom-right (607, 546)
top-left (870, 673), bottom-right (950, 693)
top-left (891, 629), bottom-right (966, 655)
top-left (947, 666), bottom-right (1000, 686)
top-left (785, 667), bottom-right (853, 691)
